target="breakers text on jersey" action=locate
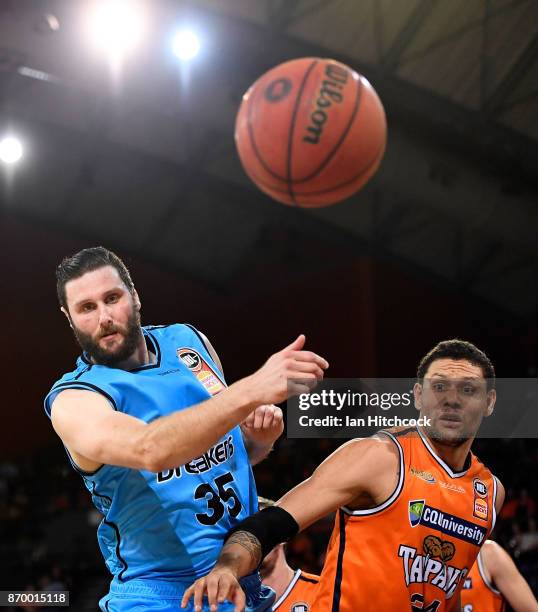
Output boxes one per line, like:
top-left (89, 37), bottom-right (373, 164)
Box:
top-left (157, 436), bottom-right (234, 482)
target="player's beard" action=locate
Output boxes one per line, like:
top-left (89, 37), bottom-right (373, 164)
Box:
top-left (426, 427), bottom-right (470, 447)
top-left (424, 421), bottom-right (475, 448)
top-left (72, 309), bottom-right (142, 367)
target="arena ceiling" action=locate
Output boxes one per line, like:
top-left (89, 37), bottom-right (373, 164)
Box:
top-left (1, 0), bottom-right (537, 321)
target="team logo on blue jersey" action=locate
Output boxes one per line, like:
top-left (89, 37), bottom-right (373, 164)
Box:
top-left (177, 348), bottom-right (202, 372)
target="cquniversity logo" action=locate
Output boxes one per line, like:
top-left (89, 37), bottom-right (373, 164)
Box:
top-left (409, 500), bottom-right (425, 527)
top-left (408, 501), bottom-right (486, 546)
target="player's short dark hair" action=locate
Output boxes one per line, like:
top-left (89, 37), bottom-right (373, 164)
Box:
top-left (417, 339), bottom-right (495, 389)
top-left (56, 246), bottom-right (135, 310)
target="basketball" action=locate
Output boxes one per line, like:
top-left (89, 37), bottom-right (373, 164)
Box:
top-left (234, 57), bottom-right (387, 207)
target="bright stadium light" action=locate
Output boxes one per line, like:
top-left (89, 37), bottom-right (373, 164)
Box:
top-left (0, 137), bottom-right (23, 164)
top-left (90, 0), bottom-right (144, 59)
top-left (172, 29), bottom-right (200, 61)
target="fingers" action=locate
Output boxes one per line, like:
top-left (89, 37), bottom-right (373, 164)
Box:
top-left (193, 578), bottom-right (205, 611)
top-left (207, 579), bottom-right (219, 611)
top-left (291, 350), bottom-right (329, 370)
top-left (181, 574), bottom-right (244, 611)
top-left (283, 334), bottom-right (306, 352)
top-left (277, 336), bottom-right (329, 372)
top-left (242, 405), bottom-right (283, 430)
top-left (288, 360), bottom-right (326, 379)
top-left (181, 577), bottom-right (211, 612)
top-left (263, 405), bottom-right (283, 429)
top-left (181, 583), bottom-right (195, 608)
top-left (253, 406), bottom-right (265, 430)
top-left (242, 411), bottom-right (255, 428)
top-left (288, 380), bottom-right (318, 396)
top-left (233, 586), bottom-right (246, 612)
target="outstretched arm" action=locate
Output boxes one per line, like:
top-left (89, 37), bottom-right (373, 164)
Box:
top-left (51, 335), bottom-right (326, 472)
top-left (198, 331), bottom-right (285, 465)
top-left (181, 436), bottom-right (399, 610)
top-left (484, 540), bottom-right (538, 612)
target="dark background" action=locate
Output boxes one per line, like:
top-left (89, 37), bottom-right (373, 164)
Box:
top-left (1, 0), bottom-right (537, 609)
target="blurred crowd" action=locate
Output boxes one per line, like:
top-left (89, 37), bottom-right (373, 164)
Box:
top-left (0, 451), bottom-right (102, 609)
top-left (1, 436), bottom-right (537, 609)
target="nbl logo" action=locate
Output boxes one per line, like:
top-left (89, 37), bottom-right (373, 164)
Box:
top-left (177, 348), bottom-right (202, 372)
top-left (473, 479), bottom-right (488, 498)
top-left (291, 604), bottom-right (309, 612)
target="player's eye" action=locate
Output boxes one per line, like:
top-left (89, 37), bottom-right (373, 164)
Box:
top-left (81, 303), bottom-right (95, 312)
top-left (106, 294), bottom-right (119, 303)
top-left (432, 382), bottom-right (445, 392)
top-left (462, 385), bottom-right (476, 394)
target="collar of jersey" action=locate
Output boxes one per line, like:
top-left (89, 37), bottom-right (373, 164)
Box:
top-left (80, 329), bottom-right (162, 372)
top-left (272, 569), bottom-right (302, 610)
top-left (417, 426), bottom-right (472, 478)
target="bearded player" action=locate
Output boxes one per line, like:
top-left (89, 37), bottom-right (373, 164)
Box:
top-left (44, 247), bottom-right (328, 611)
top-left (182, 340), bottom-right (504, 611)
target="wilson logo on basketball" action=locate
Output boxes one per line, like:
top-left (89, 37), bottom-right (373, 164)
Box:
top-left (303, 63), bottom-right (348, 145)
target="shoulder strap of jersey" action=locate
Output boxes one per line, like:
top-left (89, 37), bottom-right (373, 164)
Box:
top-left (341, 430), bottom-right (405, 516)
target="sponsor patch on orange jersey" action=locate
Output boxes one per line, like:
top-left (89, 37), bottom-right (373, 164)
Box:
top-left (410, 467), bottom-right (436, 484)
top-left (473, 498), bottom-right (488, 521)
top-left (408, 500), bottom-right (487, 545)
top-left (440, 481), bottom-right (465, 494)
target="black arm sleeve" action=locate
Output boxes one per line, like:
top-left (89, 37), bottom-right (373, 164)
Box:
top-left (225, 506), bottom-right (300, 560)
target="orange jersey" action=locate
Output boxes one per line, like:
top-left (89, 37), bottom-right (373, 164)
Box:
top-left (461, 551), bottom-right (506, 611)
top-left (313, 427), bottom-right (498, 611)
top-left (273, 570), bottom-right (320, 611)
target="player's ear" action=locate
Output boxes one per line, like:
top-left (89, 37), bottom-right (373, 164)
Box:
top-left (413, 382), bottom-right (423, 412)
top-left (133, 289), bottom-right (141, 312)
top-left (485, 388), bottom-right (496, 417)
top-left (61, 306), bottom-right (74, 330)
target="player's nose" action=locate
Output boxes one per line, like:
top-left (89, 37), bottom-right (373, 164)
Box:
top-left (442, 386), bottom-right (461, 407)
top-left (97, 303), bottom-right (114, 327)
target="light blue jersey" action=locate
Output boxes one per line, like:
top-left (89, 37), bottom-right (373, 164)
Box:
top-left (44, 324), bottom-right (258, 585)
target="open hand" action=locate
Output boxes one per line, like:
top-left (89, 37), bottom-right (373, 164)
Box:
top-left (181, 568), bottom-right (245, 612)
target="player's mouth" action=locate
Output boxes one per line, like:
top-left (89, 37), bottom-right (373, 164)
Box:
top-left (100, 331), bottom-right (121, 341)
top-left (438, 413), bottom-right (463, 427)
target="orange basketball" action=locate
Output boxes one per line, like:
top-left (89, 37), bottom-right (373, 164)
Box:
top-left (235, 57), bottom-right (387, 207)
